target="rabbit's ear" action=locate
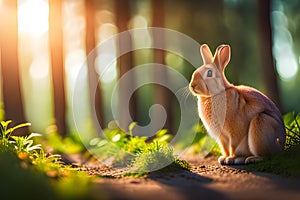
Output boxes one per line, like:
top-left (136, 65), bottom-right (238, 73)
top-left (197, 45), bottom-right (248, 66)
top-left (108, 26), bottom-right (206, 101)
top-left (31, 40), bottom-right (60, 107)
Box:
top-left (200, 44), bottom-right (213, 64)
top-left (214, 45), bottom-right (231, 71)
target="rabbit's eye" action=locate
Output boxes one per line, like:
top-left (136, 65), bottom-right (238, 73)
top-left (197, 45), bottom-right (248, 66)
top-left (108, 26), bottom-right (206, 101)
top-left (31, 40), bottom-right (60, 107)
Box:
top-left (207, 70), bottom-right (213, 77)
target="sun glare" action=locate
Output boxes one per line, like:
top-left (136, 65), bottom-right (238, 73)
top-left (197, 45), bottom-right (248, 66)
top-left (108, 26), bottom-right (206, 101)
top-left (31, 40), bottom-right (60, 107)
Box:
top-left (95, 54), bottom-right (117, 84)
top-left (29, 56), bottom-right (49, 80)
top-left (272, 11), bottom-right (299, 80)
top-left (18, 0), bottom-right (49, 37)
top-left (65, 49), bottom-right (87, 83)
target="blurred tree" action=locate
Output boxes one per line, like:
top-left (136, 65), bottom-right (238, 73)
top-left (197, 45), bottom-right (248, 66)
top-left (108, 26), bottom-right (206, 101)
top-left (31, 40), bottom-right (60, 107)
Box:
top-left (165, 0), bottom-right (228, 80)
top-left (151, 0), bottom-right (174, 133)
top-left (257, 0), bottom-right (281, 108)
top-left (85, 0), bottom-right (105, 130)
top-left (49, 0), bottom-right (67, 136)
top-left (0, 0), bottom-right (28, 135)
top-left (115, 0), bottom-right (138, 130)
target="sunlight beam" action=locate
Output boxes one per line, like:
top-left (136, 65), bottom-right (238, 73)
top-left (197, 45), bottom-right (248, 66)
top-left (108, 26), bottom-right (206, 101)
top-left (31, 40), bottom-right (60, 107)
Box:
top-left (18, 0), bottom-right (49, 37)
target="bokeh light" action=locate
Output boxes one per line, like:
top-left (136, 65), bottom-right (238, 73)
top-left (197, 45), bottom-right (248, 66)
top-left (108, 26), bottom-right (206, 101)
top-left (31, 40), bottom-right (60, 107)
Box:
top-left (97, 23), bottom-right (118, 42)
top-left (65, 49), bottom-right (87, 83)
top-left (29, 56), bottom-right (49, 80)
top-left (18, 0), bottom-right (49, 37)
top-left (95, 53), bottom-right (117, 84)
top-left (272, 10), bottom-right (299, 80)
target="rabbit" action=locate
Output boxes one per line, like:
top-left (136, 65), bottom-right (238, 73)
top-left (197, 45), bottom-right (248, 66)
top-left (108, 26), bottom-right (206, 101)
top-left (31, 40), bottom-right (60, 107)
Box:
top-left (189, 44), bottom-right (286, 165)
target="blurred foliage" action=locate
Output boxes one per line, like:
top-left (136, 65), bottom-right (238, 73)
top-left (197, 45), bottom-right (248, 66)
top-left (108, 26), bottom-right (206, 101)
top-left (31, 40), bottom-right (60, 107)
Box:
top-left (178, 122), bottom-right (221, 156)
top-left (0, 120), bottom-right (97, 199)
top-left (37, 124), bottom-right (85, 154)
top-left (0, 152), bottom-right (56, 200)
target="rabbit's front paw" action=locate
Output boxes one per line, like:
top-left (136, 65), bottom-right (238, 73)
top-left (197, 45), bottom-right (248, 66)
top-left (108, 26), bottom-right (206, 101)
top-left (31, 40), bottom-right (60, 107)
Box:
top-left (218, 156), bottom-right (226, 165)
top-left (218, 156), bottom-right (246, 165)
top-left (225, 157), bottom-right (235, 165)
top-left (218, 156), bottom-right (234, 165)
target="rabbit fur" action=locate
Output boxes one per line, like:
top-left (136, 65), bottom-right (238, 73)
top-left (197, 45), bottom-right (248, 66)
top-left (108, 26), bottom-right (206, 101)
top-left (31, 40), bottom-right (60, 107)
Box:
top-left (189, 44), bottom-right (286, 165)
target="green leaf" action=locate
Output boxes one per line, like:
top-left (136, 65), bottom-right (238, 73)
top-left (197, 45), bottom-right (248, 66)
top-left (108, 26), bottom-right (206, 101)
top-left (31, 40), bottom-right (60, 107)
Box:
top-left (156, 129), bottom-right (168, 137)
top-left (9, 122), bottom-right (31, 133)
top-left (1, 120), bottom-right (12, 128)
top-left (0, 122), bottom-right (5, 136)
top-left (283, 112), bottom-right (295, 127)
top-left (27, 144), bottom-right (42, 151)
top-left (156, 134), bottom-right (172, 143)
top-left (295, 114), bottom-right (300, 130)
top-left (128, 122), bottom-right (137, 136)
top-left (26, 133), bottom-right (42, 140)
top-left (89, 138), bottom-right (100, 146)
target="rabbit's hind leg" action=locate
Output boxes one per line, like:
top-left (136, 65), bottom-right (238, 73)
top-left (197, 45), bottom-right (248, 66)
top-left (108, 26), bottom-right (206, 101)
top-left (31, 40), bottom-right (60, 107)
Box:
top-left (245, 156), bottom-right (263, 164)
top-left (248, 113), bottom-right (283, 161)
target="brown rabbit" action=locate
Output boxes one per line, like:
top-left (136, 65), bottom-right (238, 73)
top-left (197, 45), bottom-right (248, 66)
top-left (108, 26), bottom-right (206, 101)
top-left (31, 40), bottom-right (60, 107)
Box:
top-left (189, 44), bottom-right (286, 165)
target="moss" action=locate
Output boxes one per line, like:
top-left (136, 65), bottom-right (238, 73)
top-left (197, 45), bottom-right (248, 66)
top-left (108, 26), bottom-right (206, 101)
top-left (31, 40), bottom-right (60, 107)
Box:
top-left (246, 112), bottom-right (300, 178)
top-left (247, 146), bottom-right (300, 178)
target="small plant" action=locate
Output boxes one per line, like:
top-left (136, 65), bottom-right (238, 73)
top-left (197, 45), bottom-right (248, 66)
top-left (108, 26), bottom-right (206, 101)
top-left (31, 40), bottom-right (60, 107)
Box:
top-left (89, 121), bottom-right (173, 165)
top-left (283, 112), bottom-right (300, 150)
top-left (90, 121), bottom-right (190, 177)
top-left (0, 120), bottom-right (96, 199)
top-left (131, 141), bottom-right (191, 173)
top-left (131, 141), bottom-right (175, 173)
top-left (0, 120), bottom-right (31, 152)
top-left (11, 133), bottom-right (42, 152)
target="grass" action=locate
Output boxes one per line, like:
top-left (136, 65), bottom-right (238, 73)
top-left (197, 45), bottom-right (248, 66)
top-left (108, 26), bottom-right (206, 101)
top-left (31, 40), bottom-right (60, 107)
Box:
top-left (6, 111), bottom-right (299, 199)
top-left (0, 120), bottom-right (96, 199)
top-left (247, 112), bottom-right (300, 178)
top-left (89, 122), bottom-right (191, 177)
top-left (124, 141), bottom-right (191, 177)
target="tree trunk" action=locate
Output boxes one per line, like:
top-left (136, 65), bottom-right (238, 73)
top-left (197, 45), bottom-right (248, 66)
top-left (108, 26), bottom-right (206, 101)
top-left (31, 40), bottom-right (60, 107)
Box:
top-left (0, 0), bottom-right (28, 135)
top-left (257, 0), bottom-right (281, 108)
top-left (115, 0), bottom-right (138, 130)
top-left (49, 0), bottom-right (67, 136)
top-left (151, 0), bottom-right (174, 133)
top-left (85, 0), bottom-right (105, 131)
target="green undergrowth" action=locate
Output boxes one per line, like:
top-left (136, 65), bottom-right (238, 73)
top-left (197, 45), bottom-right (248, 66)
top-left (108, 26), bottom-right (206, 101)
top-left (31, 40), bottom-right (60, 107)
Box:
top-left (122, 141), bottom-right (191, 178)
top-left (0, 120), bottom-right (96, 199)
top-left (247, 112), bottom-right (300, 178)
top-left (90, 122), bottom-right (191, 177)
top-left (182, 122), bottom-right (221, 156)
top-left (37, 124), bottom-right (85, 154)
top-left (247, 147), bottom-right (300, 177)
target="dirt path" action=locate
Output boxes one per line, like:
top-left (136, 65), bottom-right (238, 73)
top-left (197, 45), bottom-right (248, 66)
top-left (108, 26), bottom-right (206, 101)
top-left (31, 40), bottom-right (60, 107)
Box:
top-left (77, 155), bottom-right (300, 200)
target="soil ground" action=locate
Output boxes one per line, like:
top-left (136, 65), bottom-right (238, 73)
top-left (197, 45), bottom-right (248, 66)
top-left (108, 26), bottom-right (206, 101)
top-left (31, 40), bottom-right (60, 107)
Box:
top-left (70, 154), bottom-right (300, 200)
